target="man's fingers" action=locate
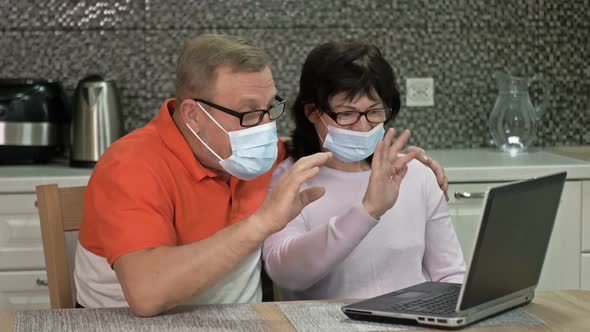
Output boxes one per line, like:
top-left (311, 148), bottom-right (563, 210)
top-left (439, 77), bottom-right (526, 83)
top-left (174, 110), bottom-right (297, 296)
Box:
top-left (419, 153), bottom-right (431, 164)
top-left (299, 187), bottom-right (326, 206)
top-left (291, 166), bottom-right (321, 188)
top-left (392, 149), bottom-right (420, 167)
top-left (402, 146), bottom-right (425, 154)
top-left (442, 176), bottom-right (449, 201)
top-left (291, 152), bottom-right (332, 173)
top-left (278, 152), bottom-right (331, 199)
top-left (430, 159), bottom-right (445, 185)
top-left (402, 146), bottom-right (447, 193)
top-left (402, 146), bottom-right (427, 163)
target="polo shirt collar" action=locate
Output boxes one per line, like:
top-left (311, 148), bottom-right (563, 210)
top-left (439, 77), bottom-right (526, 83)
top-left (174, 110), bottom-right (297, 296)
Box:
top-left (154, 98), bottom-right (218, 181)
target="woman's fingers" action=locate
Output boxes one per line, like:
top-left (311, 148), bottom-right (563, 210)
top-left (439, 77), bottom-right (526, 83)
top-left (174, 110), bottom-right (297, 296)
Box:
top-left (378, 128), bottom-right (396, 167)
top-left (372, 139), bottom-right (385, 166)
top-left (389, 163), bottom-right (408, 183)
top-left (386, 129), bottom-right (411, 163)
top-left (373, 128), bottom-right (417, 182)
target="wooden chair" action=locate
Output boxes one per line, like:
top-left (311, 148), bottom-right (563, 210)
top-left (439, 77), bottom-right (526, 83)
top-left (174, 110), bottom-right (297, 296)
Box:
top-left (36, 184), bottom-right (86, 309)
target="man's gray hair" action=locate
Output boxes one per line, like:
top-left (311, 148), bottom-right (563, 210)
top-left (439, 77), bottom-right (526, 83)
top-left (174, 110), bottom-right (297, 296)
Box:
top-left (175, 34), bottom-right (270, 101)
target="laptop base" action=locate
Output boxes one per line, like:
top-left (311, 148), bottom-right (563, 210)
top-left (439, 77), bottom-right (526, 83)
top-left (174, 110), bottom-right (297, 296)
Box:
top-left (342, 282), bottom-right (535, 328)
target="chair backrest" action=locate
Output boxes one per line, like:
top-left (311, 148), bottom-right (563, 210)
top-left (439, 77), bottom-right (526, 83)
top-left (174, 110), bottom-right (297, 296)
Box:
top-left (36, 184), bottom-right (85, 309)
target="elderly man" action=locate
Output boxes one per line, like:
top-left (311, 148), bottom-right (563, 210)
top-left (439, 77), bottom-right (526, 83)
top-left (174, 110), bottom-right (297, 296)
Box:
top-left (74, 34), bottom-right (447, 317)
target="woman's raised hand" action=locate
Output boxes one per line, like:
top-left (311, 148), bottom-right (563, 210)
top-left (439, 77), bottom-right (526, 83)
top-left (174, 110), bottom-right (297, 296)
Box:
top-left (362, 128), bottom-right (419, 220)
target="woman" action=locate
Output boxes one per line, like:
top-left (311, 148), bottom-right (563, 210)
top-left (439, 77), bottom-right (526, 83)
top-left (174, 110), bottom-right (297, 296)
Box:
top-left (262, 41), bottom-right (465, 300)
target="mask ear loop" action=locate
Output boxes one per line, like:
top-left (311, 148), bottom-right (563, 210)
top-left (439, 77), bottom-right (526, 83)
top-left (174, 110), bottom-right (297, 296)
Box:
top-left (185, 102), bottom-right (228, 162)
top-left (185, 123), bottom-right (224, 162)
top-left (314, 109), bottom-right (328, 144)
top-left (196, 102), bottom-right (229, 135)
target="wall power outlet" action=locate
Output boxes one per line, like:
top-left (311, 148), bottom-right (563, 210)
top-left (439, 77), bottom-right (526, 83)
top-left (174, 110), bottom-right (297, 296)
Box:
top-left (406, 78), bottom-right (434, 107)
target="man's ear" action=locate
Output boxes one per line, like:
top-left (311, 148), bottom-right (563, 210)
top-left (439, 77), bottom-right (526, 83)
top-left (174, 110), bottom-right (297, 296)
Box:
top-left (178, 99), bottom-right (200, 129)
top-left (304, 103), bottom-right (319, 123)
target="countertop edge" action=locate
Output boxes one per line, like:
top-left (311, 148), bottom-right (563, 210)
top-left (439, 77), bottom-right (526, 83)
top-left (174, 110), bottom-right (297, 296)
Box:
top-left (444, 164), bottom-right (590, 182)
top-left (2, 149), bottom-right (590, 191)
top-left (0, 176), bottom-right (91, 193)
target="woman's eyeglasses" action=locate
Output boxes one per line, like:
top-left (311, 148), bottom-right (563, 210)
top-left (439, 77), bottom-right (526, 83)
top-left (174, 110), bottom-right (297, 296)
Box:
top-left (323, 108), bottom-right (393, 126)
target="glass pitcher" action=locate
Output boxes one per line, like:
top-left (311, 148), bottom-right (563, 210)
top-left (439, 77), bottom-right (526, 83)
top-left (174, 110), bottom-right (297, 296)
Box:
top-left (488, 72), bottom-right (548, 154)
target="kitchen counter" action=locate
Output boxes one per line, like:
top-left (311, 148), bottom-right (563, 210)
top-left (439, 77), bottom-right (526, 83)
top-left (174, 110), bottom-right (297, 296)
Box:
top-left (545, 146), bottom-right (590, 162)
top-left (428, 148), bottom-right (590, 182)
top-left (1, 148), bottom-right (590, 191)
top-left (0, 161), bottom-right (92, 193)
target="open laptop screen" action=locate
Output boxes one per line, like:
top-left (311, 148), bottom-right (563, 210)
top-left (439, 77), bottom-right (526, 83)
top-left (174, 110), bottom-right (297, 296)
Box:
top-left (458, 172), bottom-right (566, 311)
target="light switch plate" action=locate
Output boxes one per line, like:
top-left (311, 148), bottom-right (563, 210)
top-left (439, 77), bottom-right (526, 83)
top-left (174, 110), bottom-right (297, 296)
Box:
top-left (406, 78), bottom-right (434, 107)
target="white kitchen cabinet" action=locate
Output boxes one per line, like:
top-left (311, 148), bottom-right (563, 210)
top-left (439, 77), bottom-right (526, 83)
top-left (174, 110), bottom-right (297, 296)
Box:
top-left (447, 183), bottom-right (493, 263)
top-left (447, 181), bottom-right (582, 291)
top-left (0, 269), bottom-right (50, 310)
top-left (582, 181), bottom-right (590, 289)
top-left (0, 192), bottom-right (50, 310)
top-left (0, 165), bottom-right (91, 311)
top-left (582, 181), bottom-right (590, 252)
top-left (582, 254), bottom-right (590, 290)
top-left (0, 194), bottom-right (45, 270)
top-left (538, 181), bottom-right (581, 290)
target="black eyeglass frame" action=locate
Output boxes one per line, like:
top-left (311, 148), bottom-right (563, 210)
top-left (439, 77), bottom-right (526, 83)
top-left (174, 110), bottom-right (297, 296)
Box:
top-left (193, 95), bottom-right (286, 127)
top-left (322, 107), bottom-right (394, 126)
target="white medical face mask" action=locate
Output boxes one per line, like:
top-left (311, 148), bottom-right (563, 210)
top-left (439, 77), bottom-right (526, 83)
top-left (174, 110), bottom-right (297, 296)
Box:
top-left (186, 103), bottom-right (278, 180)
top-left (318, 116), bottom-right (385, 162)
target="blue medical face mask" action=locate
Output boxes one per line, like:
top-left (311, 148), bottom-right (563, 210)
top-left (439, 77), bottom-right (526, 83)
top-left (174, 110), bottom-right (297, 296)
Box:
top-left (186, 102), bottom-right (278, 180)
top-left (317, 115), bottom-right (385, 163)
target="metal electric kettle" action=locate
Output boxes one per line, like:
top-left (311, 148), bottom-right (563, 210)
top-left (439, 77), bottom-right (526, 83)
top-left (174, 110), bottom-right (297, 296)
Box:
top-left (70, 75), bottom-right (124, 167)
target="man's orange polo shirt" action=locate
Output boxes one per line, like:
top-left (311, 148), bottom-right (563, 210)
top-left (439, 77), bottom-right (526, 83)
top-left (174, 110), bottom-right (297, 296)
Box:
top-left (78, 99), bottom-right (286, 266)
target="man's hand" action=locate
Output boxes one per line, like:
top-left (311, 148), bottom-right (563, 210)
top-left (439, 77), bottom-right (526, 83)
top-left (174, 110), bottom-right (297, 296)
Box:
top-left (400, 146), bottom-right (448, 200)
top-left (253, 152), bottom-right (332, 235)
top-left (113, 151), bottom-right (331, 318)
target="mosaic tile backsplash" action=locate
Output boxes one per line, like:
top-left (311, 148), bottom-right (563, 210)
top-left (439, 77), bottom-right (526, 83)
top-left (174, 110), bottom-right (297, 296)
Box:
top-left (1, 1), bottom-right (588, 148)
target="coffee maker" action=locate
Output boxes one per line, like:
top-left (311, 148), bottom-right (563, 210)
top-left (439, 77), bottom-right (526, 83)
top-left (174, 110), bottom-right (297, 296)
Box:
top-left (0, 78), bottom-right (69, 163)
top-left (70, 75), bottom-right (124, 167)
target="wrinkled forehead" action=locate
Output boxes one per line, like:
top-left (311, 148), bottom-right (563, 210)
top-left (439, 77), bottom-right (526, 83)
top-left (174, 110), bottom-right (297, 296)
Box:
top-left (212, 65), bottom-right (277, 104)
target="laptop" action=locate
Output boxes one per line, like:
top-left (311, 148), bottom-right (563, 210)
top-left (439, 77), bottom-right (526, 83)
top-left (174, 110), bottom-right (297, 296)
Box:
top-left (342, 171), bottom-right (567, 328)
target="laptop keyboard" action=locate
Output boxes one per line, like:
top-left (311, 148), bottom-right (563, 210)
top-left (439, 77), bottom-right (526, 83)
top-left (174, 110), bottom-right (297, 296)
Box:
top-left (388, 286), bottom-right (461, 314)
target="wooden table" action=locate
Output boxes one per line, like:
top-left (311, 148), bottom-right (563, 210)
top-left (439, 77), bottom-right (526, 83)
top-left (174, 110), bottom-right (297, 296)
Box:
top-left (1, 290), bottom-right (589, 331)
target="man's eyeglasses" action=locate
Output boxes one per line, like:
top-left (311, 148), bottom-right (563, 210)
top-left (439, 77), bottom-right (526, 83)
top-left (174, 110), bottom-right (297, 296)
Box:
top-left (193, 95), bottom-right (286, 127)
top-left (323, 108), bottom-right (393, 126)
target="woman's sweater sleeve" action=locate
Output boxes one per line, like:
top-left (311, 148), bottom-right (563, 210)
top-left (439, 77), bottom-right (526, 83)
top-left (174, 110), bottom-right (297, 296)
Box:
top-left (262, 202), bottom-right (378, 291)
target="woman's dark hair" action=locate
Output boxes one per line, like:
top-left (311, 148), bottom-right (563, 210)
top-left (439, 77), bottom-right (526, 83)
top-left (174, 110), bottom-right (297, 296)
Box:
top-left (289, 41), bottom-right (401, 161)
